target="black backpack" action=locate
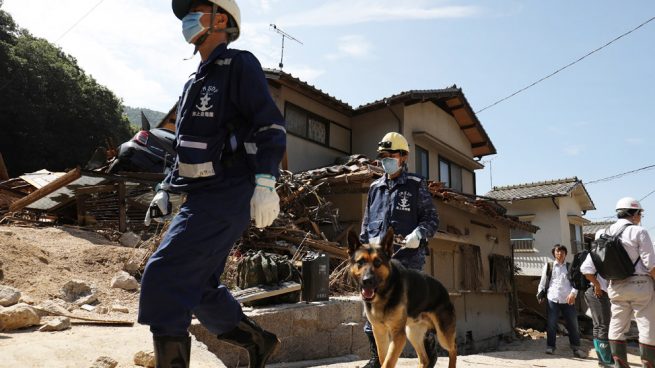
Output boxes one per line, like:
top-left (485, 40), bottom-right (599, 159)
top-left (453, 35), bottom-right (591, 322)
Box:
top-left (567, 250), bottom-right (591, 290)
top-left (590, 224), bottom-right (640, 280)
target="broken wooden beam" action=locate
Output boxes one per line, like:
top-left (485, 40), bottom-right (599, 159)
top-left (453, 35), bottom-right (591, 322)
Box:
top-left (233, 281), bottom-right (301, 304)
top-left (0, 152), bottom-right (8, 181)
top-left (9, 167), bottom-right (81, 212)
top-left (276, 234), bottom-right (348, 259)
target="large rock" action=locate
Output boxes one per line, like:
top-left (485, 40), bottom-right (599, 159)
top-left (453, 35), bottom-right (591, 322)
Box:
top-left (133, 350), bottom-right (155, 367)
top-left (119, 232), bottom-right (141, 248)
top-left (89, 356), bottom-right (118, 368)
top-left (0, 303), bottom-right (40, 331)
top-left (61, 280), bottom-right (97, 305)
top-left (0, 285), bottom-right (21, 307)
top-left (0, 259), bottom-right (4, 281)
top-left (36, 299), bottom-right (72, 317)
top-left (110, 271), bottom-right (139, 291)
top-left (39, 316), bottom-right (71, 332)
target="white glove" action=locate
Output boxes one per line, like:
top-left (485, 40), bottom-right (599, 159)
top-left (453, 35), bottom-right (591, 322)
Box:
top-left (144, 190), bottom-right (171, 226)
top-left (403, 228), bottom-right (422, 249)
top-left (250, 174), bottom-right (280, 228)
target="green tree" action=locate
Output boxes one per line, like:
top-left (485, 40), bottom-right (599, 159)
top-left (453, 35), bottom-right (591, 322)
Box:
top-left (0, 2), bottom-right (132, 177)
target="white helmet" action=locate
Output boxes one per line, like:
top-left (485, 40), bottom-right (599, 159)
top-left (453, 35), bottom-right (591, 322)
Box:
top-left (172, 0), bottom-right (241, 42)
top-left (615, 197), bottom-right (643, 211)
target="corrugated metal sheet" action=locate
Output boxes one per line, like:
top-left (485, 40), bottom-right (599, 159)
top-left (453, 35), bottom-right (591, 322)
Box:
top-left (26, 175), bottom-right (107, 211)
top-left (515, 255), bottom-right (550, 277)
top-left (19, 170), bottom-right (65, 189)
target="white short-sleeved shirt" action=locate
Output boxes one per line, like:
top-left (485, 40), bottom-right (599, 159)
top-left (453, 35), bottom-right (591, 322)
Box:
top-left (580, 253), bottom-right (608, 292)
top-left (606, 219), bottom-right (655, 275)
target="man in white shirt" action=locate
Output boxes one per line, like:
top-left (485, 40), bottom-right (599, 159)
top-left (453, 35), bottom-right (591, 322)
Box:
top-left (537, 244), bottom-right (586, 358)
top-left (581, 229), bottom-right (613, 366)
top-left (603, 197), bottom-right (655, 367)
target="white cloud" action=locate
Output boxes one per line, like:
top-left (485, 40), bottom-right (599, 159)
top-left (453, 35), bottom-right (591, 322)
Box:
top-left (3, 0), bottom-right (195, 111)
top-left (326, 35), bottom-right (372, 61)
top-left (563, 145), bottom-right (584, 156)
top-left (276, 0), bottom-right (482, 27)
top-left (625, 137), bottom-right (644, 145)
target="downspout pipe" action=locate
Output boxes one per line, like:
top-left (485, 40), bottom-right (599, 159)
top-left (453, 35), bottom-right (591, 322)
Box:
top-left (384, 98), bottom-right (403, 133)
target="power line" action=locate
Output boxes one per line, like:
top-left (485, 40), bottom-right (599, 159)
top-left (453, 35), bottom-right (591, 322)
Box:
top-left (640, 189), bottom-right (655, 202)
top-left (56, 0), bottom-right (106, 42)
top-left (0, 0), bottom-right (106, 92)
top-left (476, 15), bottom-right (655, 114)
top-left (584, 164), bottom-right (655, 185)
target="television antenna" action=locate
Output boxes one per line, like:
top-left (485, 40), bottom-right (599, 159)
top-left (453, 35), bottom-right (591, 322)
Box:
top-left (269, 24), bottom-right (302, 69)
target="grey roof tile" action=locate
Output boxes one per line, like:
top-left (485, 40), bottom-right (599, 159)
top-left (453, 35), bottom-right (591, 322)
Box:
top-left (485, 177), bottom-right (582, 201)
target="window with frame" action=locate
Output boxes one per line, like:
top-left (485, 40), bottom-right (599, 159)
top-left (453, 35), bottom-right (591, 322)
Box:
top-left (511, 226), bottom-right (535, 252)
top-left (416, 145), bottom-right (429, 178)
top-left (569, 223), bottom-right (583, 254)
top-left (284, 102), bottom-right (330, 145)
top-left (439, 157), bottom-right (464, 192)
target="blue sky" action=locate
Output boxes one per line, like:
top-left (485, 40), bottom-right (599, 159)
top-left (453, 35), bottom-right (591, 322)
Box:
top-left (3, 0), bottom-right (655, 229)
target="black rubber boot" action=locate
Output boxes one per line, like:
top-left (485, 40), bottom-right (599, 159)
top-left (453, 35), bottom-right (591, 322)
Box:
top-left (153, 335), bottom-right (191, 368)
top-left (217, 313), bottom-right (280, 368)
top-left (640, 343), bottom-right (655, 368)
top-left (363, 330), bottom-right (381, 368)
top-left (609, 340), bottom-right (629, 368)
top-left (424, 330), bottom-right (438, 368)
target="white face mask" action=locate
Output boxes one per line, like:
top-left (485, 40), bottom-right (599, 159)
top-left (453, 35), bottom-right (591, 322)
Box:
top-left (380, 157), bottom-right (400, 175)
top-left (182, 12), bottom-right (209, 43)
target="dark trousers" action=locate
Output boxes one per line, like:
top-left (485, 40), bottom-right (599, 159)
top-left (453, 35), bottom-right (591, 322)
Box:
top-left (546, 299), bottom-right (581, 349)
top-left (138, 178), bottom-right (253, 337)
top-left (584, 287), bottom-right (611, 340)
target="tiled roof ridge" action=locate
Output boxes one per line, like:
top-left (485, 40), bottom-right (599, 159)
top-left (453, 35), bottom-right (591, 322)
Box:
top-left (491, 176), bottom-right (580, 191)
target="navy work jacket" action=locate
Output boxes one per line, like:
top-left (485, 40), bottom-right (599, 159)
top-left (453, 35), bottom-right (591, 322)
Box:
top-left (166, 43), bottom-right (286, 193)
top-left (360, 170), bottom-right (439, 245)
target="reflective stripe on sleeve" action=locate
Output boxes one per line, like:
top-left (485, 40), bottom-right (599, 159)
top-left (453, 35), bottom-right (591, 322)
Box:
top-left (178, 161), bottom-right (215, 178)
top-left (179, 140), bottom-right (208, 149)
top-left (256, 124), bottom-right (286, 134)
top-left (244, 142), bottom-right (257, 154)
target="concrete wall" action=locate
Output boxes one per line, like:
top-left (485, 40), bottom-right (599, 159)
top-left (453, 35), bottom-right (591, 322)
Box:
top-left (286, 135), bottom-right (347, 172)
top-left (403, 103), bottom-right (473, 162)
top-left (351, 107), bottom-right (401, 158)
top-left (190, 297), bottom-right (369, 365)
top-left (274, 85), bottom-right (353, 172)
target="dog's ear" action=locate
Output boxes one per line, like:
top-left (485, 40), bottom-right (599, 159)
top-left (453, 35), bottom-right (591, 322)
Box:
top-left (381, 228), bottom-right (395, 257)
top-left (347, 231), bottom-right (362, 257)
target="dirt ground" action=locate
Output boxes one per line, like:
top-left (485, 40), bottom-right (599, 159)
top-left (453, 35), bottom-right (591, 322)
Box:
top-left (0, 225), bottom-right (644, 367)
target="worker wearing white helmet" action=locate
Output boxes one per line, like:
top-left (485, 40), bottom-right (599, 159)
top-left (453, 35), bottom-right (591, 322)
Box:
top-left (605, 197), bottom-right (655, 367)
top-left (138, 1), bottom-right (286, 367)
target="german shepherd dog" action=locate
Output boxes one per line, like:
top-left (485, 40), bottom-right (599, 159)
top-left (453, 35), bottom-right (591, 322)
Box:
top-left (348, 228), bottom-right (457, 368)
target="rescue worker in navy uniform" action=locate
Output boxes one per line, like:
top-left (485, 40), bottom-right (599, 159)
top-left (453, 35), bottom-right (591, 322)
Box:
top-left (359, 132), bottom-right (440, 368)
top-left (137, 1), bottom-right (286, 367)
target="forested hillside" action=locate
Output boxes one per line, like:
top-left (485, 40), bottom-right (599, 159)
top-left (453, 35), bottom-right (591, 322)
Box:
top-left (0, 1), bottom-right (132, 177)
top-left (123, 106), bottom-right (166, 129)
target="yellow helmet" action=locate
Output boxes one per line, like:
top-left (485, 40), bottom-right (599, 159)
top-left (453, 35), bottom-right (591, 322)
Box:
top-left (377, 132), bottom-right (409, 153)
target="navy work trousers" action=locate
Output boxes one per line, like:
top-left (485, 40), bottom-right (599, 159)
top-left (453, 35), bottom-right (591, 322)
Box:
top-left (138, 177), bottom-right (254, 337)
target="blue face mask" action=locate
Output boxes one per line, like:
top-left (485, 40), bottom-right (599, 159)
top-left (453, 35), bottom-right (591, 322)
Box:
top-left (182, 12), bottom-right (208, 43)
top-left (380, 157), bottom-right (400, 175)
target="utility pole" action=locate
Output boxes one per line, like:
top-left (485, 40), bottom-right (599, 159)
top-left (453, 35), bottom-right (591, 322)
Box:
top-left (269, 24), bottom-right (302, 69)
